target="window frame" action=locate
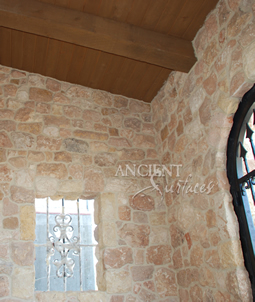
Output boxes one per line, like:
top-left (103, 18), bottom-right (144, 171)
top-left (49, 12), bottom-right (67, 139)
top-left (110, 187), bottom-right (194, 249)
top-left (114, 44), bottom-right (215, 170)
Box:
top-left (227, 84), bottom-right (255, 296)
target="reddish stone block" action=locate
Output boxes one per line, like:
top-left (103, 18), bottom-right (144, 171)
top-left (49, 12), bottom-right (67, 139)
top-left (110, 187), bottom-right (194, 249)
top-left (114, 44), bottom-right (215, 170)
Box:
top-left (4, 84), bottom-right (17, 97)
top-left (101, 108), bottom-right (118, 116)
top-left (227, 11), bottom-right (252, 38)
top-left (0, 165), bottom-right (12, 182)
top-left (110, 295), bottom-right (124, 302)
top-left (155, 268), bottom-right (177, 297)
top-left (124, 118), bottom-right (142, 132)
top-left (170, 225), bottom-right (184, 248)
top-left (118, 223), bottom-right (150, 247)
top-left (54, 151), bottom-right (72, 163)
top-left (37, 163), bottom-right (68, 179)
top-left (44, 115), bottom-right (70, 128)
top-left (3, 217), bottom-right (18, 229)
top-left (205, 249), bottom-right (221, 269)
top-left (108, 137), bottom-right (131, 148)
top-left (8, 157), bottom-right (27, 169)
top-left (104, 247), bottom-right (133, 269)
top-left (129, 100), bottom-right (150, 113)
top-left (0, 132), bottom-right (13, 148)
top-left (0, 109), bottom-right (14, 119)
top-left (131, 265), bottom-right (154, 282)
top-left (203, 72), bottom-right (217, 96)
top-left (133, 134), bottom-right (156, 148)
top-left (0, 120), bottom-right (16, 132)
top-left (161, 125), bottom-right (169, 142)
top-left (53, 92), bottom-right (71, 104)
top-left (95, 152), bottom-right (118, 167)
top-left (118, 205), bottom-right (131, 221)
top-left (17, 123), bottom-right (42, 135)
top-left (63, 105), bottom-right (82, 118)
top-left (94, 123), bottom-right (107, 132)
top-left (138, 288), bottom-right (156, 301)
top-left (10, 186), bottom-right (35, 203)
top-left (46, 78), bottom-right (61, 92)
top-left (130, 195), bottom-right (155, 211)
top-left (36, 102), bottom-right (51, 114)
top-left (11, 242), bottom-right (34, 266)
top-left (92, 90), bottom-right (112, 107)
top-left (2, 197), bottom-right (18, 216)
top-left (74, 130), bottom-right (108, 141)
top-left (29, 87), bottom-right (53, 102)
top-left (146, 245), bottom-right (171, 265)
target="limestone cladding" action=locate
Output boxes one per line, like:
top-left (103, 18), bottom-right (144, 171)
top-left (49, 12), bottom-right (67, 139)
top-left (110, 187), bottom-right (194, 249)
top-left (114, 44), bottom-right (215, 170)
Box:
top-left (0, 0), bottom-right (255, 301)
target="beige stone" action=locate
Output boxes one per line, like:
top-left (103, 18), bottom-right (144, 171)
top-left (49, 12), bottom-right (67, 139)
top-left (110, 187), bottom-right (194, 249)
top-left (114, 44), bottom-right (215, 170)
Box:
top-left (35, 177), bottom-right (58, 196)
top-left (101, 221), bottom-right (117, 247)
top-left (218, 240), bottom-right (244, 268)
top-left (10, 185), bottom-right (34, 203)
top-left (106, 270), bottom-right (132, 293)
top-left (104, 247), bottom-right (133, 269)
top-left (131, 265), bottom-right (154, 282)
top-left (20, 205), bottom-right (35, 240)
top-left (37, 163), bottom-right (67, 179)
top-left (0, 276), bottom-right (9, 297)
top-left (150, 226), bottom-right (168, 245)
top-left (12, 267), bottom-right (34, 299)
top-left (78, 292), bottom-right (108, 302)
top-left (58, 180), bottom-right (83, 194)
top-left (155, 268), bottom-right (177, 297)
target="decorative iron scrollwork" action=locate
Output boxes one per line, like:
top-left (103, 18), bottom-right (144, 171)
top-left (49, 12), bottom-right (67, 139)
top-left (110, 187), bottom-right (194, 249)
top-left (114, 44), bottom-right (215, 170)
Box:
top-left (48, 213), bottom-right (80, 278)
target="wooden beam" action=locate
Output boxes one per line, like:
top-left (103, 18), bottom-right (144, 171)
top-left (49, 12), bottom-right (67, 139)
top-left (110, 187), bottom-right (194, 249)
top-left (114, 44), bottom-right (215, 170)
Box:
top-left (0, 0), bottom-right (196, 72)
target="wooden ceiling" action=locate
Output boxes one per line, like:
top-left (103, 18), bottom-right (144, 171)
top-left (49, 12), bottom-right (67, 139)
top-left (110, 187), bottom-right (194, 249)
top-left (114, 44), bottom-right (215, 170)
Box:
top-left (0, 0), bottom-right (218, 102)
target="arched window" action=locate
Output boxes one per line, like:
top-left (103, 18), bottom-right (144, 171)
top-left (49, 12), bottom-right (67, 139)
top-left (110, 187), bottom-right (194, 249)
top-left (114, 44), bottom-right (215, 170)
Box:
top-left (227, 85), bottom-right (255, 296)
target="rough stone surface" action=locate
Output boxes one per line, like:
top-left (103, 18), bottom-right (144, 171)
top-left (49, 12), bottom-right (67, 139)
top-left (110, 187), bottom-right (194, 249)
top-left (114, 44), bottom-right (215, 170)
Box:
top-left (131, 265), bottom-right (154, 281)
top-left (104, 247), bottom-right (133, 268)
top-left (146, 245), bottom-right (172, 265)
top-left (118, 224), bottom-right (150, 247)
top-left (11, 242), bottom-right (34, 266)
top-left (155, 268), bottom-right (177, 297)
top-left (130, 194), bottom-right (155, 211)
top-left (106, 270), bottom-right (132, 293)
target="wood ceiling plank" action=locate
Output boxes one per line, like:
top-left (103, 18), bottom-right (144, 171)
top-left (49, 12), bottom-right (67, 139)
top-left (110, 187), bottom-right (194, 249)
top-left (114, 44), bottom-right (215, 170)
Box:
top-left (21, 32), bottom-right (36, 72)
top-left (99, 54), bottom-right (126, 93)
top-left (182, 0), bottom-right (218, 40)
top-left (0, 27), bottom-right (12, 67)
top-left (66, 45), bottom-right (87, 85)
top-left (124, 61), bottom-right (150, 100)
top-left (10, 29), bottom-right (23, 70)
top-left (108, 57), bottom-right (138, 98)
top-left (154, 0), bottom-right (186, 35)
top-left (67, 0), bottom-right (86, 11)
top-left (0, 0), bottom-right (196, 72)
top-left (104, 0), bottom-right (134, 23)
top-left (125, 0), bottom-right (151, 27)
top-left (82, 0), bottom-right (102, 14)
top-left (54, 0), bottom-right (69, 7)
top-left (33, 35), bottom-right (49, 75)
top-left (143, 68), bottom-right (171, 102)
top-left (54, 41), bottom-right (74, 82)
top-left (139, 0), bottom-right (170, 31)
top-left (77, 48), bottom-right (101, 87)
top-left (132, 64), bottom-right (165, 101)
top-left (87, 52), bottom-right (114, 89)
top-left (168, 0), bottom-right (204, 37)
top-left (43, 38), bottom-right (60, 77)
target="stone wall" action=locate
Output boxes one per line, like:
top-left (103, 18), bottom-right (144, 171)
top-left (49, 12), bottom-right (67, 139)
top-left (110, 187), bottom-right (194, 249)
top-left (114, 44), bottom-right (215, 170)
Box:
top-left (0, 65), bottom-right (173, 302)
top-left (151, 0), bottom-right (255, 301)
top-left (1, 0), bottom-right (255, 301)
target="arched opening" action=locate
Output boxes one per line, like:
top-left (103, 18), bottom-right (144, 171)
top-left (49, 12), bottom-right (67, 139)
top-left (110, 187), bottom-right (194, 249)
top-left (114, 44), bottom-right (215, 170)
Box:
top-left (227, 84), bottom-right (255, 296)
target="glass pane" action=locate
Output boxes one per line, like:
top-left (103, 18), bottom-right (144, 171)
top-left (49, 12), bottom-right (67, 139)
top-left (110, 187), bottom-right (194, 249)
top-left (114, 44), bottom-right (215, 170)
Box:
top-left (35, 245), bottom-right (47, 291)
top-left (81, 246), bottom-right (96, 291)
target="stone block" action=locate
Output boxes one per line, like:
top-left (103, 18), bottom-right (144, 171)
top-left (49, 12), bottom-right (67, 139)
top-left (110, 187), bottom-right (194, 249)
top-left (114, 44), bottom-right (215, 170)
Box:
top-left (146, 245), bottom-right (171, 265)
top-left (131, 265), bottom-right (154, 282)
top-left (0, 132), bottom-right (13, 148)
top-left (12, 267), bottom-right (34, 299)
top-left (3, 217), bottom-right (18, 229)
top-left (118, 223), bottom-right (150, 247)
top-left (0, 276), bottom-right (9, 297)
top-left (104, 247), bottom-right (133, 269)
top-left (129, 194), bottom-right (155, 211)
top-left (155, 268), bottom-right (177, 297)
top-left (29, 87), bottom-right (52, 102)
top-left (37, 163), bottom-right (68, 179)
top-left (11, 242), bottom-right (34, 265)
top-left (20, 205), bottom-right (35, 240)
top-left (106, 270), bottom-right (132, 294)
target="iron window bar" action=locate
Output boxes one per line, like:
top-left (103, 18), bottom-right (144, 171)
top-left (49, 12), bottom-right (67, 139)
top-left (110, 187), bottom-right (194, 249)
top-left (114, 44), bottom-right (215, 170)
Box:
top-left (35, 197), bottom-right (97, 292)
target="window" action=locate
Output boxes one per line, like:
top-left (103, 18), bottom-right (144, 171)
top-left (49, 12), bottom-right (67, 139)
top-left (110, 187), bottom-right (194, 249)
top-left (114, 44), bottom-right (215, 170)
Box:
top-left (227, 84), bottom-right (255, 296)
top-left (34, 197), bottom-right (97, 292)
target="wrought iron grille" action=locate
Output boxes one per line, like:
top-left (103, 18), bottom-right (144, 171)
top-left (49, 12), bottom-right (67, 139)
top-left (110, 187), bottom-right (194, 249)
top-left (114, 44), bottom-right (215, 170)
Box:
top-left (34, 198), bottom-right (97, 292)
top-left (236, 107), bottom-right (255, 253)
top-left (227, 85), bottom-right (255, 296)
